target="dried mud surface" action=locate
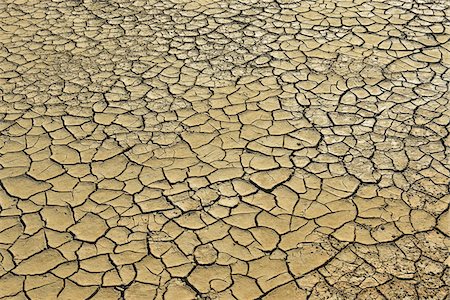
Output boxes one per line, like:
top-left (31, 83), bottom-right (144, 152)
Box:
top-left (0, 0), bottom-right (449, 299)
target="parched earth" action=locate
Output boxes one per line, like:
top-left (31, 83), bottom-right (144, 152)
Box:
top-left (0, 0), bottom-right (449, 299)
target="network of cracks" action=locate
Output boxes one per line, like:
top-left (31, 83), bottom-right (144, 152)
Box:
top-left (0, 0), bottom-right (449, 299)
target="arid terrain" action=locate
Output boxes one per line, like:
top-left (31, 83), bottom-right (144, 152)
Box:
top-left (0, 0), bottom-right (449, 299)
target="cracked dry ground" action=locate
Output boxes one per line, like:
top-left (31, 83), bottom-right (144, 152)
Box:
top-left (0, 0), bottom-right (450, 299)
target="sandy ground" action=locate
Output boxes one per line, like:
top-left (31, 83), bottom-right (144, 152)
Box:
top-left (0, 0), bottom-right (449, 299)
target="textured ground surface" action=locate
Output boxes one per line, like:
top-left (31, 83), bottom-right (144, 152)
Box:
top-left (0, 0), bottom-right (449, 299)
